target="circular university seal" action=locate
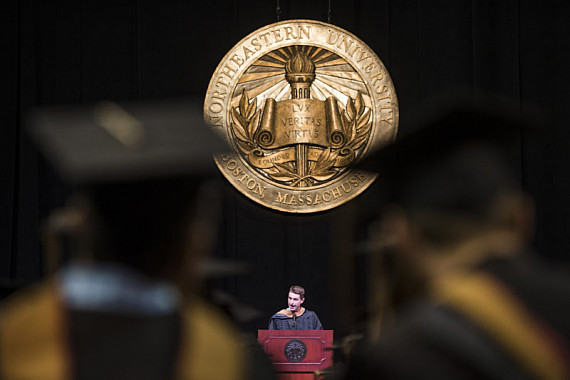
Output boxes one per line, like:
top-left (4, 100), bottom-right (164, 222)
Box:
top-left (204, 20), bottom-right (398, 213)
top-left (284, 338), bottom-right (307, 362)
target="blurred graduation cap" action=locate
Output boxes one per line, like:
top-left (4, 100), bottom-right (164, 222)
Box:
top-left (27, 99), bottom-right (227, 186)
top-left (356, 94), bottom-right (537, 217)
top-left (27, 99), bottom-right (229, 276)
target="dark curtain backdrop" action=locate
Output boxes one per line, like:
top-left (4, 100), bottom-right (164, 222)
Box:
top-left (2, 0), bottom-right (569, 334)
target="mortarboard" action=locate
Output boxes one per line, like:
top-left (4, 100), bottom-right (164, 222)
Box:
top-left (27, 99), bottom-right (227, 186)
top-left (356, 94), bottom-right (537, 217)
top-left (27, 99), bottom-right (231, 277)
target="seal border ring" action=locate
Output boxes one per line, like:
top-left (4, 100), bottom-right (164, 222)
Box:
top-left (204, 19), bottom-right (398, 213)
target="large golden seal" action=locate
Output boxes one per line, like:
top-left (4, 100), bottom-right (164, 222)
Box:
top-left (204, 20), bottom-right (398, 213)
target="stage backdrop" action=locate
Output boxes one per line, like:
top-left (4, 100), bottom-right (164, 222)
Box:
top-left (2, 0), bottom-right (569, 333)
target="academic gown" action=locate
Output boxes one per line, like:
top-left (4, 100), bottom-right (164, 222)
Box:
top-left (268, 307), bottom-right (323, 330)
top-left (342, 256), bottom-right (570, 380)
top-left (0, 262), bottom-right (275, 380)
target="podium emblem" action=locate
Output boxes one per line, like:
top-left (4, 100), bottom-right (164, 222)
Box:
top-left (284, 338), bottom-right (307, 362)
top-left (204, 20), bottom-right (398, 213)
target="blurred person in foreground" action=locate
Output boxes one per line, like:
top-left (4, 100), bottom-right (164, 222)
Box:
top-left (0, 100), bottom-right (273, 380)
top-left (342, 98), bottom-right (570, 379)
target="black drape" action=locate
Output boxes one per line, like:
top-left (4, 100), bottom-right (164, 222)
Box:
top-left (2, 0), bottom-right (570, 333)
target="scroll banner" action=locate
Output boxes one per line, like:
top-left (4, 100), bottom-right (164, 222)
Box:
top-left (257, 97), bottom-right (346, 149)
top-left (248, 146), bottom-right (354, 169)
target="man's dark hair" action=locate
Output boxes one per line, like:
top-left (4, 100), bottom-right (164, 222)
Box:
top-left (289, 285), bottom-right (305, 299)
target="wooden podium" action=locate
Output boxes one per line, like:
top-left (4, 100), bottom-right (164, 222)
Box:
top-left (257, 330), bottom-right (333, 380)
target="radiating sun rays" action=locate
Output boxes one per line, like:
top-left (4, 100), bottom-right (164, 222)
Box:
top-left (232, 45), bottom-right (370, 109)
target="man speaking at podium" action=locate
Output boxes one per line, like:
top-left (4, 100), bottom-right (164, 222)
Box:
top-left (268, 285), bottom-right (323, 330)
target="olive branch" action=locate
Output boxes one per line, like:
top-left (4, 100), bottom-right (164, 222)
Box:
top-left (303, 148), bottom-right (339, 183)
top-left (270, 162), bottom-right (299, 182)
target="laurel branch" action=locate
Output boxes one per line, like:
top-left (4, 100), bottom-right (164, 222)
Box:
top-left (342, 92), bottom-right (372, 153)
top-left (230, 89), bottom-right (261, 154)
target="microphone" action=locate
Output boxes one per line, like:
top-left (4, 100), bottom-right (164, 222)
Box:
top-left (288, 307), bottom-right (297, 329)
